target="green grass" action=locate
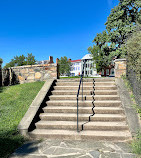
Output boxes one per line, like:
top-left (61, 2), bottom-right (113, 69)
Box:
top-left (131, 131), bottom-right (141, 155)
top-left (0, 81), bottom-right (45, 158)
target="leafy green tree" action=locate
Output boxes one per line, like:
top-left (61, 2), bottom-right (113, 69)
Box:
top-left (0, 58), bottom-right (3, 63)
top-left (88, 31), bottom-right (116, 72)
top-left (26, 53), bottom-right (36, 65)
top-left (4, 59), bottom-right (16, 68)
top-left (58, 56), bottom-right (71, 76)
top-left (88, 0), bottom-right (141, 72)
top-left (105, 0), bottom-right (141, 47)
top-left (126, 25), bottom-right (141, 80)
top-left (4, 53), bottom-right (36, 68)
top-left (14, 55), bottom-right (26, 66)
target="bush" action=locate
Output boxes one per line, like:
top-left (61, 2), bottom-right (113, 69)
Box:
top-left (126, 25), bottom-right (141, 80)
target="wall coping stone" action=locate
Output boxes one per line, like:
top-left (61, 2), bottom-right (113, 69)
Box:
top-left (18, 79), bottom-right (55, 137)
top-left (10, 63), bottom-right (57, 69)
top-left (114, 58), bottom-right (126, 62)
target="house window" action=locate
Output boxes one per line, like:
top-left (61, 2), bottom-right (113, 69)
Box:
top-left (90, 70), bottom-right (92, 75)
top-left (110, 68), bottom-right (114, 75)
top-left (78, 67), bottom-right (80, 70)
top-left (76, 67), bottom-right (77, 70)
top-left (106, 69), bottom-right (109, 75)
top-left (102, 69), bottom-right (104, 75)
top-left (74, 67), bottom-right (75, 71)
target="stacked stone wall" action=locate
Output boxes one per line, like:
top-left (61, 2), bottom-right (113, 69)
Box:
top-left (2, 63), bottom-right (57, 85)
top-left (115, 59), bottom-right (126, 78)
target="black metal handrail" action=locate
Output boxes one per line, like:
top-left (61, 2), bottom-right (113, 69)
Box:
top-left (77, 59), bottom-right (86, 132)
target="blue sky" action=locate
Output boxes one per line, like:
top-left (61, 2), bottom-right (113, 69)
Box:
top-left (0, 0), bottom-right (119, 67)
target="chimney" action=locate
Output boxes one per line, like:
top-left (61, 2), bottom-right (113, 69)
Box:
top-left (56, 58), bottom-right (59, 64)
top-left (49, 56), bottom-right (53, 63)
top-left (68, 58), bottom-right (71, 62)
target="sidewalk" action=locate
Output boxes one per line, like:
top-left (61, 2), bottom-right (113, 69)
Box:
top-left (10, 140), bottom-right (137, 158)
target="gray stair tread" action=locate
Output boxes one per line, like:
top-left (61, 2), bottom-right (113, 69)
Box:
top-left (30, 129), bottom-right (131, 137)
top-left (49, 94), bottom-right (119, 98)
top-left (36, 121), bottom-right (128, 126)
top-left (49, 95), bottom-right (119, 97)
top-left (57, 78), bottom-right (115, 82)
top-left (40, 113), bottom-right (125, 117)
top-left (43, 106), bottom-right (123, 110)
top-left (56, 82), bottom-right (115, 84)
top-left (55, 86), bottom-right (117, 87)
top-left (46, 100), bottom-right (121, 103)
top-left (52, 90), bottom-right (118, 92)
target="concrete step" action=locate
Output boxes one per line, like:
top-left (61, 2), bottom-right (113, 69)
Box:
top-left (29, 129), bottom-right (131, 141)
top-left (36, 121), bottom-right (129, 131)
top-left (40, 113), bottom-right (126, 122)
top-left (57, 78), bottom-right (115, 82)
top-left (49, 95), bottom-right (120, 101)
top-left (43, 106), bottom-right (124, 114)
top-left (54, 86), bottom-right (117, 90)
top-left (56, 82), bottom-right (115, 86)
top-left (46, 100), bottom-right (121, 107)
top-left (52, 90), bottom-right (118, 95)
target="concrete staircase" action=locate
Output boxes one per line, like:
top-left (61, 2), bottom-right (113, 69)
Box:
top-left (30, 78), bottom-right (132, 141)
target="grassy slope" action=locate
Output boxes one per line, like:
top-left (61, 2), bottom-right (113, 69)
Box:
top-left (0, 81), bottom-right (45, 158)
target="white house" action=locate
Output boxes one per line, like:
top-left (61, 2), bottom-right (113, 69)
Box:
top-left (81, 54), bottom-right (100, 77)
top-left (70, 59), bottom-right (81, 76)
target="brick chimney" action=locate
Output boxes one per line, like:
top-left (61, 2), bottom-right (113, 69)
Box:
top-left (49, 56), bottom-right (53, 63)
top-left (68, 58), bottom-right (71, 62)
top-left (56, 58), bottom-right (59, 64)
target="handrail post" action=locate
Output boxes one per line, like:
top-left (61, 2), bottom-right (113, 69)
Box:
top-left (76, 59), bottom-right (86, 132)
top-left (82, 78), bottom-right (83, 101)
top-left (77, 97), bottom-right (79, 132)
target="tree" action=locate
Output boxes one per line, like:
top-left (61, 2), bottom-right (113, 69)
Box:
top-left (105, 0), bottom-right (141, 47)
top-left (88, 31), bottom-right (116, 72)
top-left (0, 58), bottom-right (3, 63)
top-left (26, 53), bottom-right (36, 65)
top-left (126, 24), bottom-right (141, 80)
top-left (4, 53), bottom-right (36, 68)
top-left (58, 56), bottom-right (71, 76)
top-left (14, 55), bottom-right (26, 66)
top-left (88, 0), bottom-right (141, 72)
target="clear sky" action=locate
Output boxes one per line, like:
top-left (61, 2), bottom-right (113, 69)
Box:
top-left (0, 0), bottom-right (119, 67)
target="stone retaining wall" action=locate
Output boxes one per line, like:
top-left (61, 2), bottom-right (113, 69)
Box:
top-left (2, 63), bottom-right (57, 85)
top-left (114, 59), bottom-right (126, 78)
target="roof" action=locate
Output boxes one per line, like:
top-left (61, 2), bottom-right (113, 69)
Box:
top-left (71, 59), bottom-right (81, 62)
top-left (82, 54), bottom-right (93, 60)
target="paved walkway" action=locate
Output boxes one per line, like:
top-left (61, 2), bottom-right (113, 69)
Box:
top-left (10, 140), bottom-right (138, 158)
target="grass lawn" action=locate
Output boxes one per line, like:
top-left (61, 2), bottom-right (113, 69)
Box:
top-left (0, 81), bottom-right (45, 158)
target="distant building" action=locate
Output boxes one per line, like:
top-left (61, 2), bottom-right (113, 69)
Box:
top-left (70, 59), bottom-right (81, 76)
top-left (36, 56), bottom-right (54, 65)
top-left (81, 54), bottom-right (99, 77)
